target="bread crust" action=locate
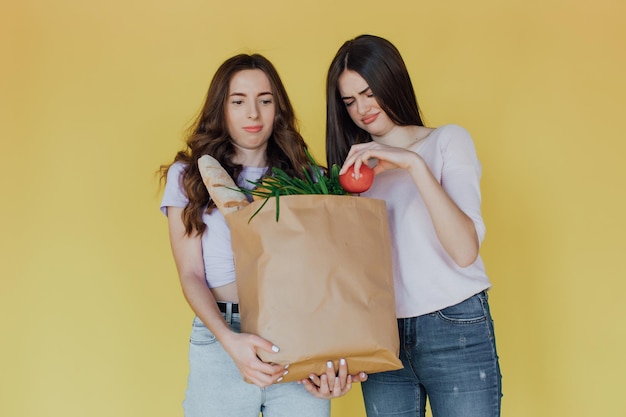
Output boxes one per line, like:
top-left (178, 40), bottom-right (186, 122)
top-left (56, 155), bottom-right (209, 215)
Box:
top-left (198, 155), bottom-right (250, 215)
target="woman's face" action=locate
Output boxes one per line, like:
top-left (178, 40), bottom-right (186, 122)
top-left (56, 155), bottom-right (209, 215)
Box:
top-left (226, 69), bottom-right (275, 157)
top-left (337, 70), bottom-right (395, 138)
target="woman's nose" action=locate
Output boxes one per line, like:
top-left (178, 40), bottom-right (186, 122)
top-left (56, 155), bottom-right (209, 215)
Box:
top-left (247, 103), bottom-right (259, 119)
top-left (356, 98), bottom-right (370, 115)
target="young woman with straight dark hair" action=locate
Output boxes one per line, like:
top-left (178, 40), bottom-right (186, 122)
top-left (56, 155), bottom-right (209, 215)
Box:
top-left (322, 34), bottom-right (503, 417)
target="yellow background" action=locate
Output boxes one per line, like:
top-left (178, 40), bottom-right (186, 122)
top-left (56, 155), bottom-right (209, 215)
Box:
top-left (2, 0), bottom-right (625, 416)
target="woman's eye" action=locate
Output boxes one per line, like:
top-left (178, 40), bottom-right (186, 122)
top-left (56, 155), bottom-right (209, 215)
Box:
top-left (231, 100), bottom-right (243, 105)
top-left (260, 99), bottom-right (273, 105)
top-left (344, 100), bottom-right (355, 107)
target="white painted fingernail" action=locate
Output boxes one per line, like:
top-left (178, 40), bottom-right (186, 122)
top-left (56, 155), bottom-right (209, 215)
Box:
top-left (277, 377), bottom-right (283, 382)
top-left (271, 345), bottom-right (279, 353)
top-left (340, 358), bottom-right (346, 365)
top-left (283, 370), bottom-right (289, 376)
top-left (284, 364), bottom-right (290, 369)
top-left (327, 361), bottom-right (333, 368)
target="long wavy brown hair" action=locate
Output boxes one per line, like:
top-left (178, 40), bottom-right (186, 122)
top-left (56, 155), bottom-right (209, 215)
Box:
top-left (159, 54), bottom-right (310, 236)
top-left (325, 34), bottom-right (425, 167)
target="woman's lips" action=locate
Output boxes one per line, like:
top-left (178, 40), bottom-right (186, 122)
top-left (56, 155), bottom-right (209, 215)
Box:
top-left (244, 125), bottom-right (263, 133)
top-left (362, 113), bottom-right (378, 125)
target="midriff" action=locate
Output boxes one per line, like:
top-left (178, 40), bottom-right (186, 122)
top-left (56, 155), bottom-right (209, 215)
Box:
top-left (211, 281), bottom-right (238, 303)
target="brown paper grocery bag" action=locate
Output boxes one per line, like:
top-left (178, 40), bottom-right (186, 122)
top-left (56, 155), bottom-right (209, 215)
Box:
top-left (225, 194), bottom-right (402, 383)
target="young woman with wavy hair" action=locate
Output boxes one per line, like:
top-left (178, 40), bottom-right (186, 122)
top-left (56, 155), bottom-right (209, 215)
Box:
top-left (159, 54), bottom-right (355, 416)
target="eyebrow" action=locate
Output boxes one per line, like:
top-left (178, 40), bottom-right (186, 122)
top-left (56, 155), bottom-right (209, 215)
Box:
top-left (229, 91), bottom-right (274, 97)
top-left (341, 86), bottom-right (371, 100)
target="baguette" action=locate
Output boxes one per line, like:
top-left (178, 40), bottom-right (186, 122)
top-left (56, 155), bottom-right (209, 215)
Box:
top-left (198, 155), bottom-right (250, 215)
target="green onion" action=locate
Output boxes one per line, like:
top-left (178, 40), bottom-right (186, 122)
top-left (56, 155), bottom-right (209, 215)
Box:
top-left (236, 148), bottom-right (348, 221)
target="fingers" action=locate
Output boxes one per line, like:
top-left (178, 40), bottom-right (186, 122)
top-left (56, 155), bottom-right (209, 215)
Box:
top-left (255, 339), bottom-right (288, 383)
top-left (325, 361), bottom-right (336, 392)
top-left (241, 357), bottom-right (287, 387)
top-left (340, 142), bottom-right (379, 175)
top-left (337, 358), bottom-right (348, 392)
top-left (299, 372), bottom-right (332, 400)
top-left (307, 373), bottom-right (321, 387)
top-left (276, 364), bottom-right (290, 382)
top-left (343, 374), bottom-right (353, 397)
top-left (252, 334), bottom-right (281, 356)
top-left (331, 358), bottom-right (353, 397)
top-left (243, 362), bottom-right (289, 387)
top-left (235, 334), bottom-right (288, 387)
top-left (340, 151), bottom-right (364, 175)
top-left (340, 143), bottom-right (365, 174)
top-left (300, 378), bottom-right (318, 396)
top-left (301, 377), bottom-right (329, 399)
top-left (299, 359), bottom-right (361, 399)
top-left (341, 141), bottom-right (417, 175)
top-left (351, 371), bottom-right (368, 383)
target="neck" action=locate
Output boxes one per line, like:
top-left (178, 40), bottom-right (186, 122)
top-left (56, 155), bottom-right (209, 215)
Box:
top-left (372, 125), bottom-right (430, 148)
top-left (232, 147), bottom-right (268, 167)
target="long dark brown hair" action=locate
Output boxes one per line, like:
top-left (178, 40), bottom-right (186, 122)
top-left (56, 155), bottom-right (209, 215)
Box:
top-left (160, 54), bottom-right (310, 236)
top-left (325, 34), bottom-right (425, 167)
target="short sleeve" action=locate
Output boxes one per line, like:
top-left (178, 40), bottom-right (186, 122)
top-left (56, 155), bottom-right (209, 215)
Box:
top-left (439, 125), bottom-right (486, 244)
top-left (160, 162), bottom-right (188, 216)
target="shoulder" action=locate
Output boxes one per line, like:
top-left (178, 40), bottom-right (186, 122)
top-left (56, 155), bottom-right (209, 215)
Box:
top-left (431, 124), bottom-right (476, 150)
top-left (169, 160), bottom-right (188, 175)
top-left (161, 161), bottom-right (191, 213)
top-left (165, 161), bottom-right (188, 183)
top-left (162, 161), bottom-right (189, 200)
top-left (434, 124), bottom-right (472, 140)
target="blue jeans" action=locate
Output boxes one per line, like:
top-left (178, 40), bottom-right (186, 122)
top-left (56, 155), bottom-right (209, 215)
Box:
top-left (361, 291), bottom-right (502, 417)
top-left (183, 315), bottom-right (330, 417)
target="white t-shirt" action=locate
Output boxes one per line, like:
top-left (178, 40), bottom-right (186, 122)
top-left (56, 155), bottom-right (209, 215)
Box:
top-left (160, 162), bottom-right (266, 288)
top-left (362, 124), bottom-right (492, 318)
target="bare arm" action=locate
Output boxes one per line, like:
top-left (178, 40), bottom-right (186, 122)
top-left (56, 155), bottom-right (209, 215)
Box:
top-left (167, 207), bottom-right (287, 386)
top-left (406, 157), bottom-right (479, 267)
top-left (342, 142), bottom-right (479, 267)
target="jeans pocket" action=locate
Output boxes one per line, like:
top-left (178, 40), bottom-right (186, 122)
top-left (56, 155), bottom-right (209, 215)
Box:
top-left (437, 292), bottom-right (487, 325)
top-left (189, 317), bottom-right (218, 345)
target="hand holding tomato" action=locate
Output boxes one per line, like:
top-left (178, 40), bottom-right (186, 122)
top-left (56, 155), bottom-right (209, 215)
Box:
top-left (339, 164), bottom-right (374, 193)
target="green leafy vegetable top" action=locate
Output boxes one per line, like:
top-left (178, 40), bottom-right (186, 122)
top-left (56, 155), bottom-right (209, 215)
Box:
top-left (237, 149), bottom-right (348, 222)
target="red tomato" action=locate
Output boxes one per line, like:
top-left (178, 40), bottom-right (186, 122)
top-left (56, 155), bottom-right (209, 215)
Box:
top-left (339, 164), bottom-right (374, 193)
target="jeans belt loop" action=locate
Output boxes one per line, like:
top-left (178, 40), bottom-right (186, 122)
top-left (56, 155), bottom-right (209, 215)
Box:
top-left (225, 302), bottom-right (232, 324)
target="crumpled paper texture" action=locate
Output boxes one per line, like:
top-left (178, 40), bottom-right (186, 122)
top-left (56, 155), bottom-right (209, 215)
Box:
top-left (226, 194), bottom-right (402, 383)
